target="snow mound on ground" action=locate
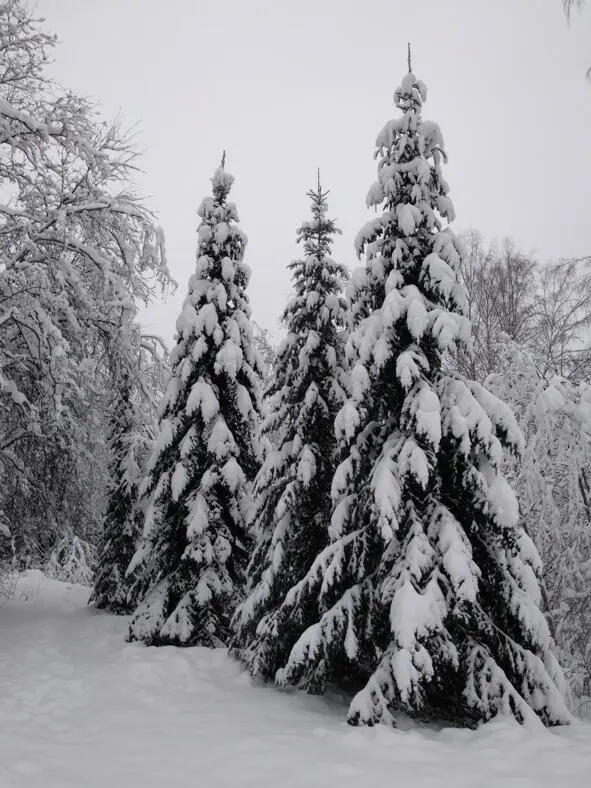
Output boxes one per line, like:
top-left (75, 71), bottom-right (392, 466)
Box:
top-left (0, 573), bottom-right (590, 787)
top-left (4, 569), bottom-right (90, 608)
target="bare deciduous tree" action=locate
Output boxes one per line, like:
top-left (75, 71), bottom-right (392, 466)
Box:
top-left (454, 231), bottom-right (591, 385)
top-left (452, 231), bottom-right (537, 381)
top-left (533, 259), bottom-right (591, 382)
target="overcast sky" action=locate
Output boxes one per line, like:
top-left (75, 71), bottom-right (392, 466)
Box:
top-left (37, 0), bottom-right (591, 345)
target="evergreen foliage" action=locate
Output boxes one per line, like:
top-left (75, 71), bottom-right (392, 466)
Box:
top-left (91, 368), bottom-right (149, 613)
top-left (127, 163), bottom-right (263, 647)
top-left (232, 177), bottom-right (349, 678)
top-left (271, 68), bottom-right (571, 728)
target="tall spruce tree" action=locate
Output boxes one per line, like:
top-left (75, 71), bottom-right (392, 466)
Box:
top-left (271, 63), bottom-right (571, 727)
top-left (90, 368), bottom-right (147, 613)
top-left (127, 162), bottom-right (263, 646)
top-left (231, 176), bottom-right (349, 678)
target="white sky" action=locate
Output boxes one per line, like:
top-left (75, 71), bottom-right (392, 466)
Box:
top-left (37, 0), bottom-right (591, 346)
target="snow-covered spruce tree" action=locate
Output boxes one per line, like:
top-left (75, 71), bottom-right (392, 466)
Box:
top-left (90, 370), bottom-right (149, 613)
top-left (127, 163), bottom-right (263, 647)
top-left (272, 66), bottom-right (571, 727)
top-left (231, 177), bottom-right (349, 677)
top-left (90, 321), bottom-right (166, 613)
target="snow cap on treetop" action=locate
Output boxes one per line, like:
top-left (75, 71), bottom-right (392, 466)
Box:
top-left (211, 152), bottom-right (234, 202)
top-left (394, 70), bottom-right (427, 113)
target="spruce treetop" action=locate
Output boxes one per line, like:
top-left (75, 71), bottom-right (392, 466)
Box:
top-left (281, 175), bottom-right (347, 340)
top-left (295, 171), bottom-right (341, 261)
top-left (347, 61), bottom-right (469, 365)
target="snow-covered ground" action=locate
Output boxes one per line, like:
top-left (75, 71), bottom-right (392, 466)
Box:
top-left (1, 572), bottom-right (590, 788)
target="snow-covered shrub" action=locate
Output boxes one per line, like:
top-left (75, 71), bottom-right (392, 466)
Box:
top-left (45, 532), bottom-right (97, 586)
top-left (0, 515), bottom-right (15, 597)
